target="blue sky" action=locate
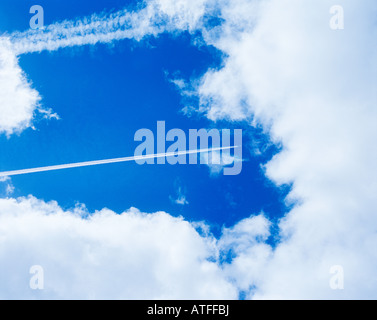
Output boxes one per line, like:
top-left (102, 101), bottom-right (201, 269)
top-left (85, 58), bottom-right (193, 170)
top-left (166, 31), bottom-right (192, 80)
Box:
top-left (0, 0), bottom-right (375, 300)
top-left (0, 0), bottom-right (287, 232)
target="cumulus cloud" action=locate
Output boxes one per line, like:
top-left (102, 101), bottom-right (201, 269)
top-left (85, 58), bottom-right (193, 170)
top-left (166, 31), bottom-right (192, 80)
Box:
top-left (0, 38), bottom-right (41, 136)
top-left (191, 0), bottom-right (377, 299)
top-left (219, 215), bottom-right (272, 294)
top-left (0, 196), bottom-right (267, 299)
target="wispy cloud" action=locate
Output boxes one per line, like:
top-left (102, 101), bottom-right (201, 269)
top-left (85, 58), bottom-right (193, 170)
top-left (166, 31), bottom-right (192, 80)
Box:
top-left (170, 186), bottom-right (189, 206)
top-left (7, 0), bottom-right (207, 55)
top-left (9, 8), bottom-right (159, 55)
top-left (0, 176), bottom-right (14, 197)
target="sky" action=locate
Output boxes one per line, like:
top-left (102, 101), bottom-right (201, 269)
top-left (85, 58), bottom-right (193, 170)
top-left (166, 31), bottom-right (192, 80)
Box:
top-left (0, 0), bottom-right (286, 231)
top-left (0, 0), bottom-right (376, 300)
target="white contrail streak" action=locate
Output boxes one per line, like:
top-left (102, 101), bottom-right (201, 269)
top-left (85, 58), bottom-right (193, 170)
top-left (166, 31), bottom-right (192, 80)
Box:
top-left (0, 147), bottom-right (237, 177)
top-left (8, 5), bottom-right (167, 55)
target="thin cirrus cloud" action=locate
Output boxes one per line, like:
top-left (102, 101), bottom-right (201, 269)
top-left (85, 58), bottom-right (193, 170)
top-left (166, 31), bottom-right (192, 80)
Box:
top-left (0, 0), bottom-right (376, 299)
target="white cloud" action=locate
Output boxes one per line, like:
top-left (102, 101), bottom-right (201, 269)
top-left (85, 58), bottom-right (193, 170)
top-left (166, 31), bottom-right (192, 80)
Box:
top-left (170, 181), bottom-right (189, 206)
top-left (5, 184), bottom-right (14, 196)
top-left (0, 38), bottom-right (41, 136)
top-left (37, 107), bottom-right (60, 121)
top-left (219, 215), bottom-right (272, 293)
top-left (170, 187), bottom-right (189, 206)
top-left (9, 8), bottom-right (156, 55)
top-left (0, 196), bottom-right (241, 299)
top-left (174, 196), bottom-right (189, 205)
top-left (0, 176), bottom-right (10, 183)
top-left (190, 0), bottom-right (377, 299)
top-left (0, 177), bottom-right (15, 197)
top-left (8, 0), bottom-right (207, 55)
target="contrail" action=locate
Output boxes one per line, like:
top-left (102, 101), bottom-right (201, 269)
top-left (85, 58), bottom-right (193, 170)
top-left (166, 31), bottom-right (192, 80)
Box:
top-left (0, 147), bottom-right (237, 178)
top-left (8, 5), bottom-right (168, 55)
